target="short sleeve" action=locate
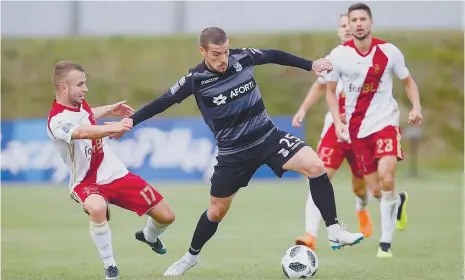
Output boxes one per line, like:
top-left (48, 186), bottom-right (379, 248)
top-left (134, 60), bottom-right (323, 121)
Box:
top-left (324, 49), bottom-right (342, 83)
top-left (48, 116), bottom-right (78, 143)
top-left (391, 45), bottom-right (410, 80)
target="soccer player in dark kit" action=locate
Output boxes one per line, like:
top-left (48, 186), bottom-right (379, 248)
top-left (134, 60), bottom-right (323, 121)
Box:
top-left (112, 27), bottom-right (364, 275)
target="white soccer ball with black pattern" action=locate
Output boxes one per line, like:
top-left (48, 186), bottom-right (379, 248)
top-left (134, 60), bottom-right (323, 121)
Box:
top-left (281, 245), bottom-right (319, 278)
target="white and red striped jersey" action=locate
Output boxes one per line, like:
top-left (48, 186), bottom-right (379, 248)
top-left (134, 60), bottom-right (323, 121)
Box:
top-left (325, 38), bottom-right (410, 138)
top-left (47, 99), bottom-right (128, 192)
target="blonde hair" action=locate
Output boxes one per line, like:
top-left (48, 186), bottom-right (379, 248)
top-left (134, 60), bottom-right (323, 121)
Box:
top-left (52, 61), bottom-right (85, 88)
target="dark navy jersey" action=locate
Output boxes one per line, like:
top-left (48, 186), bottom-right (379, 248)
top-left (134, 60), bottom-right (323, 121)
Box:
top-left (131, 48), bottom-right (313, 155)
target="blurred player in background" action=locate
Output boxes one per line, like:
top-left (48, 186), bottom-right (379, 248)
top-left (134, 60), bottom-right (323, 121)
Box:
top-left (47, 61), bottom-right (175, 279)
top-left (293, 12), bottom-right (377, 250)
top-left (121, 27), bottom-right (364, 276)
top-left (325, 3), bottom-right (422, 257)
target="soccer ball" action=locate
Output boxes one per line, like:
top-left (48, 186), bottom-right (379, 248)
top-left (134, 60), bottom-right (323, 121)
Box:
top-left (281, 245), bottom-right (319, 278)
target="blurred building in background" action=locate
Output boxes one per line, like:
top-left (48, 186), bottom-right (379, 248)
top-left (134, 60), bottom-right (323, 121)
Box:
top-left (2, 1), bottom-right (463, 37)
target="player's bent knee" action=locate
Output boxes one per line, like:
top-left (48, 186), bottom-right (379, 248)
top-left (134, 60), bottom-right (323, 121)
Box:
top-left (352, 186), bottom-right (366, 199)
top-left (284, 147), bottom-right (326, 178)
top-left (296, 159), bottom-right (325, 178)
top-left (159, 208), bottom-right (175, 225)
top-left (379, 173), bottom-right (395, 190)
top-left (300, 148), bottom-right (326, 177)
top-left (83, 194), bottom-right (108, 222)
top-left (153, 208), bottom-right (175, 225)
top-left (147, 200), bottom-right (176, 225)
top-left (352, 177), bottom-right (366, 198)
top-left (207, 205), bottom-right (228, 222)
top-left (305, 159), bottom-right (326, 178)
top-left (207, 193), bottom-right (234, 222)
top-left (86, 203), bottom-right (107, 218)
top-left (207, 201), bottom-right (231, 222)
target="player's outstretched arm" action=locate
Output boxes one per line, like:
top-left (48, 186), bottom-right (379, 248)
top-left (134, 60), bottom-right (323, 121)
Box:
top-left (130, 73), bottom-right (194, 127)
top-left (292, 81), bottom-right (326, 127)
top-left (71, 122), bottom-right (132, 140)
top-left (91, 100), bottom-right (135, 120)
top-left (49, 117), bottom-right (132, 143)
top-left (241, 48), bottom-right (317, 71)
top-left (241, 48), bottom-right (332, 77)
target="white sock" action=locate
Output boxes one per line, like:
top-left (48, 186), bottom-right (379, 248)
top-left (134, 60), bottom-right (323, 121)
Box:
top-left (379, 191), bottom-right (401, 243)
top-left (305, 191), bottom-right (321, 237)
top-left (143, 217), bottom-right (169, 243)
top-left (89, 221), bottom-right (116, 268)
top-left (326, 223), bottom-right (341, 237)
top-left (355, 191), bottom-right (371, 211)
top-left (185, 251), bottom-right (199, 262)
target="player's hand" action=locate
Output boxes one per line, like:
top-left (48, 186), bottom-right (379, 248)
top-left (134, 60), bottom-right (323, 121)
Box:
top-left (335, 121), bottom-right (351, 144)
top-left (120, 117), bottom-right (133, 128)
top-left (408, 107), bottom-right (422, 125)
top-left (311, 58), bottom-right (333, 77)
top-left (105, 118), bottom-right (133, 139)
top-left (292, 109), bottom-right (306, 128)
top-left (109, 132), bottom-right (125, 140)
top-left (111, 100), bottom-right (135, 117)
top-left (103, 122), bottom-right (131, 132)
top-left (104, 118), bottom-right (133, 129)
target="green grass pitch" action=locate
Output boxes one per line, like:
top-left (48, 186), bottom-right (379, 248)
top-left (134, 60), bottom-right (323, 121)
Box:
top-left (1, 171), bottom-right (462, 280)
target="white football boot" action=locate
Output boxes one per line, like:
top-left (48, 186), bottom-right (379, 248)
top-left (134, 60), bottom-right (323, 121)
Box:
top-left (163, 252), bottom-right (199, 276)
top-left (327, 222), bottom-right (364, 250)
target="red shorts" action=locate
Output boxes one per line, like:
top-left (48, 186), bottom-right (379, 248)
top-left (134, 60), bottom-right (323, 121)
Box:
top-left (317, 124), bottom-right (363, 178)
top-left (72, 172), bottom-right (163, 216)
top-left (351, 125), bottom-right (404, 175)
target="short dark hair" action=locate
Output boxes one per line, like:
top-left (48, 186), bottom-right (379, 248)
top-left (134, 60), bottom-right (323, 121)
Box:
top-left (199, 27), bottom-right (228, 49)
top-left (348, 3), bottom-right (372, 18)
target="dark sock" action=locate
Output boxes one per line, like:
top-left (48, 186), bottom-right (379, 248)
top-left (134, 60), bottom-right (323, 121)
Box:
top-left (309, 173), bottom-right (339, 227)
top-left (379, 242), bottom-right (391, 252)
top-left (396, 192), bottom-right (405, 220)
top-left (188, 211), bottom-right (220, 255)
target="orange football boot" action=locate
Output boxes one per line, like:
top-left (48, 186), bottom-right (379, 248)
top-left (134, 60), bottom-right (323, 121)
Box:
top-left (357, 208), bottom-right (373, 238)
top-left (295, 233), bottom-right (316, 250)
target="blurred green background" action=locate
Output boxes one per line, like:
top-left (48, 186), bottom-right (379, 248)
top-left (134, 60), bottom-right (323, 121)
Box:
top-left (2, 31), bottom-right (463, 171)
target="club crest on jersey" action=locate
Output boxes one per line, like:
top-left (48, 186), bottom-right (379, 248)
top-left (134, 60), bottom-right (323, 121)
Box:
top-left (83, 186), bottom-right (99, 196)
top-left (213, 94), bottom-right (227, 106)
top-left (61, 122), bottom-right (74, 133)
top-left (373, 64), bottom-right (380, 74)
top-left (233, 62), bottom-right (242, 72)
